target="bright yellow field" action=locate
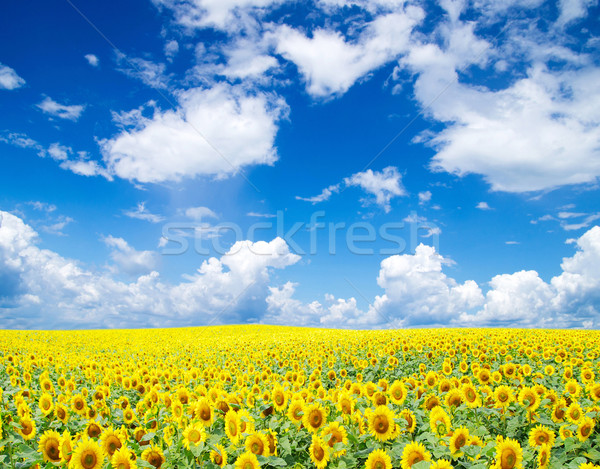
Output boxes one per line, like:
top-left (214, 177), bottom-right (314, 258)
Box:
top-left (1, 326), bottom-right (599, 469)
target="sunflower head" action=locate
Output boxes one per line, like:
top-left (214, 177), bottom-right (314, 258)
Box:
top-left (309, 435), bottom-right (330, 469)
top-left (38, 430), bottom-right (62, 463)
top-left (365, 448), bottom-right (392, 469)
top-left (368, 406), bottom-right (396, 441)
top-left (401, 441), bottom-right (431, 469)
top-left (72, 437), bottom-right (105, 469)
top-left (495, 437), bottom-right (523, 469)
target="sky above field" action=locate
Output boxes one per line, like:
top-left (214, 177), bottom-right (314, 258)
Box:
top-left (1, 0), bottom-right (600, 329)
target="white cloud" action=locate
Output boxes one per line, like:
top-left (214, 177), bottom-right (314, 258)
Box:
top-left (59, 158), bottom-right (111, 179)
top-left (47, 143), bottom-right (70, 161)
top-left (344, 166), bottom-right (406, 212)
top-left (102, 83), bottom-right (288, 183)
top-left (265, 226), bottom-right (600, 329)
top-left (116, 54), bottom-right (170, 89)
top-left (296, 167), bottom-right (405, 211)
top-left (40, 216), bottom-right (74, 236)
top-left (418, 190), bottom-right (432, 205)
top-left (103, 235), bottom-right (158, 276)
top-left (184, 206), bottom-right (218, 220)
top-left (36, 97), bottom-right (85, 121)
top-left (153, 0), bottom-right (285, 31)
top-left (395, 3), bottom-right (600, 193)
top-left (273, 7), bottom-right (423, 97)
top-left (84, 54), bottom-right (99, 67)
top-left (124, 203), bottom-right (165, 223)
top-left (372, 244), bottom-right (485, 326)
top-left (164, 40), bottom-right (179, 60)
top-left (0, 63), bottom-right (26, 90)
top-left (561, 213), bottom-right (600, 231)
top-left (295, 184), bottom-right (341, 204)
top-left (476, 201), bottom-right (492, 210)
top-left (28, 201), bottom-right (57, 213)
top-left (0, 211), bottom-right (300, 328)
top-left (556, 0), bottom-right (597, 26)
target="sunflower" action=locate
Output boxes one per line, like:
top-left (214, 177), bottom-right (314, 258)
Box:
top-left (238, 408), bottom-right (255, 434)
top-left (559, 425), bottom-right (573, 440)
top-left (401, 442), bottom-right (431, 469)
top-left (303, 402), bottom-right (327, 433)
top-left (55, 402), bottom-right (69, 424)
top-left (388, 380), bottom-right (407, 405)
top-left (265, 430), bottom-right (278, 456)
top-left (38, 430), bottom-right (62, 463)
top-left (528, 425), bottom-right (555, 448)
top-left (141, 444), bottom-right (165, 468)
top-left (183, 422), bottom-right (206, 450)
top-left (449, 427), bottom-right (470, 457)
top-left (589, 383), bottom-right (600, 402)
top-left (430, 460), bottom-right (454, 469)
top-left (518, 387), bottom-right (540, 412)
top-left (367, 406), bottom-right (395, 441)
top-left (424, 394), bottom-right (441, 411)
top-left (577, 417), bottom-right (595, 442)
top-left (551, 399), bottom-right (567, 423)
top-left (462, 384), bottom-right (481, 408)
top-left (399, 409), bottom-right (416, 433)
top-left (272, 385), bottom-right (288, 412)
top-left (365, 448), bottom-right (392, 469)
top-left (194, 397), bottom-right (214, 427)
top-left (566, 402), bottom-right (583, 423)
top-left (18, 415), bottom-right (36, 441)
top-left (429, 406), bottom-right (451, 436)
top-left (234, 452), bottom-right (260, 469)
top-left (337, 392), bottom-right (355, 416)
top-left (123, 406), bottom-right (136, 425)
top-left (494, 438), bottom-right (523, 469)
top-left (59, 431), bottom-right (73, 464)
top-left (86, 422), bottom-right (103, 439)
top-left (225, 410), bottom-right (242, 443)
top-left (72, 394), bottom-right (88, 415)
top-left (71, 437), bottom-right (105, 469)
top-left (537, 443), bottom-right (550, 469)
top-left (100, 427), bottom-right (123, 457)
top-left (39, 392), bottom-right (54, 416)
top-left (494, 386), bottom-right (515, 410)
top-left (322, 421), bottom-right (348, 458)
top-left (309, 434), bottom-right (330, 469)
top-left (287, 398), bottom-right (304, 426)
top-left (210, 444), bottom-right (228, 468)
top-left (111, 447), bottom-right (137, 469)
top-left (445, 389), bottom-right (463, 408)
top-left (245, 432), bottom-right (270, 457)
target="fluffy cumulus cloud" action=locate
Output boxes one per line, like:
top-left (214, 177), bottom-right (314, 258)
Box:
top-left (103, 235), bottom-right (159, 276)
top-left (0, 211), bottom-right (299, 328)
top-left (101, 84), bottom-right (288, 183)
top-left (344, 166), bottom-right (406, 212)
top-left (372, 244), bottom-right (485, 326)
top-left (273, 7), bottom-right (424, 97)
top-left (395, 0), bottom-right (600, 192)
top-left (265, 226), bottom-right (600, 328)
top-left (0, 63), bottom-right (26, 90)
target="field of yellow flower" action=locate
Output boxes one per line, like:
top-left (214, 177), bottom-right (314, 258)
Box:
top-left (1, 326), bottom-right (599, 469)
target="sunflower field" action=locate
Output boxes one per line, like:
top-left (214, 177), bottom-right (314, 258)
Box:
top-left (0, 326), bottom-right (599, 469)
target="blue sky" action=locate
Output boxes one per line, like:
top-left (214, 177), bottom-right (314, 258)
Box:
top-left (1, 0), bottom-right (599, 329)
